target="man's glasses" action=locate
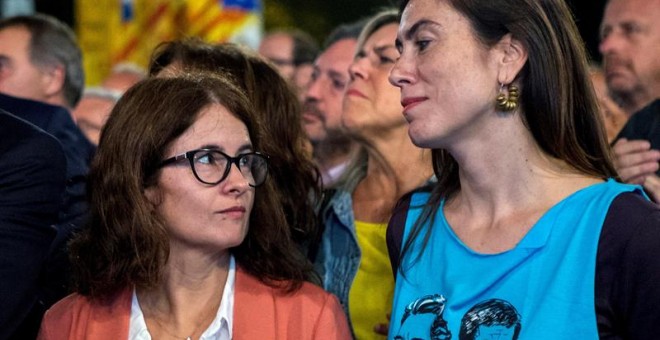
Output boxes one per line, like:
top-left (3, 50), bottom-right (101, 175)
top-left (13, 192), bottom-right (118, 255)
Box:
top-left (158, 149), bottom-right (269, 187)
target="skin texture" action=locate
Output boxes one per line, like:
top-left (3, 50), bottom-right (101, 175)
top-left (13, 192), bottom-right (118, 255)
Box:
top-left (303, 38), bottom-right (357, 143)
top-left (599, 0), bottom-right (660, 114)
top-left (389, 0), bottom-right (502, 149)
top-left (72, 95), bottom-right (114, 145)
top-left (390, 0), bottom-right (600, 255)
top-left (345, 18), bottom-right (434, 337)
top-left (146, 103), bottom-right (254, 256)
top-left (600, 0), bottom-right (660, 201)
top-left (589, 69), bottom-right (628, 142)
top-left (343, 24), bottom-right (406, 140)
top-left (0, 26), bottom-right (62, 106)
top-left (140, 103), bottom-right (256, 339)
top-left (258, 33), bottom-right (295, 80)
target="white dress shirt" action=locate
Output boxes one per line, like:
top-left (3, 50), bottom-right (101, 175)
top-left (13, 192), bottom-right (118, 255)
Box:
top-left (128, 256), bottom-right (236, 340)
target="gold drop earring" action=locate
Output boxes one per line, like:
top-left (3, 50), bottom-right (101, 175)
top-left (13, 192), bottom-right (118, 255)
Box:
top-left (495, 83), bottom-right (519, 112)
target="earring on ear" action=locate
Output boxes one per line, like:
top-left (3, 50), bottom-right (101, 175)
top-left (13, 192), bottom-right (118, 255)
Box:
top-left (495, 83), bottom-right (519, 112)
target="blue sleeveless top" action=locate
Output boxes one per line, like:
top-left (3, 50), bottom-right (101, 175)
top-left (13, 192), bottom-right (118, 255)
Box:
top-left (390, 180), bottom-right (641, 340)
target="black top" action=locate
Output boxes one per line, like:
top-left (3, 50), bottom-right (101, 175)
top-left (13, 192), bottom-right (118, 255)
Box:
top-left (387, 189), bottom-right (660, 339)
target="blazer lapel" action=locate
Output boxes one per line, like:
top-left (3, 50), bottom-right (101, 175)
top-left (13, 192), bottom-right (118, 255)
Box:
top-left (233, 267), bottom-right (278, 339)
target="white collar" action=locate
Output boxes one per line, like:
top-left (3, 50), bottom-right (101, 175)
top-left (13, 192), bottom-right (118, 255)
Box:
top-left (129, 255), bottom-right (236, 340)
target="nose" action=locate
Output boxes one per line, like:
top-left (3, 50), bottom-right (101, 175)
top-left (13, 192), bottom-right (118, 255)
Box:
top-left (389, 54), bottom-right (415, 88)
top-left (222, 163), bottom-right (250, 194)
top-left (305, 76), bottom-right (322, 102)
top-left (348, 57), bottom-right (369, 81)
top-left (599, 28), bottom-right (620, 56)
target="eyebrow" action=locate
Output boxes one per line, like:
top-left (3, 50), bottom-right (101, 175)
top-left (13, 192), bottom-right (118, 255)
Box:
top-left (404, 19), bottom-right (441, 41)
top-left (374, 45), bottom-right (397, 54)
top-left (328, 69), bottom-right (347, 81)
top-left (199, 143), bottom-right (253, 153)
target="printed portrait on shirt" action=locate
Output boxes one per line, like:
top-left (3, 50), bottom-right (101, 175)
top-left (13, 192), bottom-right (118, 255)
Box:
top-left (395, 296), bottom-right (521, 340)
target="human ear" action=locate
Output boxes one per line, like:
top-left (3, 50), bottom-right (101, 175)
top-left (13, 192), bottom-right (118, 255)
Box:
top-left (143, 185), bottom-right (162, 206)
top-left (496, 34), bottom-right (528, 84)
top-left (41, 64), bottom-right (65, 99)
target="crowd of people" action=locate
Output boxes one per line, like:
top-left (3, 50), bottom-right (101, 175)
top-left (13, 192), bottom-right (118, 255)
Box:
top-left (0, 0), bottom-right (659, 339)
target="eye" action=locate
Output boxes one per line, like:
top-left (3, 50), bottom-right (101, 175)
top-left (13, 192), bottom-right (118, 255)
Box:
top-left (599, 26), bottom-right (611, 42)
top-left (196, 151), bottom-right (220, 165)
top-left (239, 154), bottom-right (252, 168)
top-left (415, 39), bottom-right (430, 51)
top-left (621, 22), bottom-right (642, 37)
top-left (379, 55), bottom-right (395, 64)
top-left (331, 77), bottom-right (347, 91)
top-left (310, 69), bottom-right (320, 82)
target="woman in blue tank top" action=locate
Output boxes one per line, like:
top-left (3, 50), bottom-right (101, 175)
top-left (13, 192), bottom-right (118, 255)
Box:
top-left (386, 0), bottom-right (660, 338)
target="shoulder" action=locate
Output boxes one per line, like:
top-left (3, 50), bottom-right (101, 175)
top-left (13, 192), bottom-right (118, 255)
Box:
top-left (601, 192), bottom-right (660, 244)
top-left (388, 184), bottom-right (435, 246)
top-left (234, 270), bottom-right (350, 339)
top-left (0, 110), bottom-right (63, 157)
top-left (597, 192), bottom-right (660, 337)
top-left (0, 111), bottom-right (66, 196)
top-left (237, 268), bottom-right (338, 310)
top-left (39, 289), bottom-right (132, 340)
top-left (39, 294), bottom-right (89, 339)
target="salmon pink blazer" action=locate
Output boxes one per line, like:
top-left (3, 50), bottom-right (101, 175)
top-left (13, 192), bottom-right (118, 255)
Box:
top-left (38, 267), bottom-right (351, 340)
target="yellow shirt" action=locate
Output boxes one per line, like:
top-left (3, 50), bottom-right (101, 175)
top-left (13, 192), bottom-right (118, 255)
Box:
top-left (349, 220), bottom-right (394, 340)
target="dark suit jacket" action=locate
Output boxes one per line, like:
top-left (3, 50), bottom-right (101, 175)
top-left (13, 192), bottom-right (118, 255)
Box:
top-left (0, 94), bottom-right (95, 339)
top-left (0, 111), bottom-right (66, 340)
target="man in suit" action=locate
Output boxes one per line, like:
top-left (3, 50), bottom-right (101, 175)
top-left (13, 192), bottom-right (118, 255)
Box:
top-left (0, 110), bottom-right (67, 340)
top-left (0, 14), bottom-right (94, 338)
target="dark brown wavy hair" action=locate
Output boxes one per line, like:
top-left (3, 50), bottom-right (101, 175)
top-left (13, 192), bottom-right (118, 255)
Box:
top-left (70, 75), bottom-right (315, 300)
top-left (148, 39), bottom-right (322, 251)
top-left (398, 0), bottom-right (618, 272)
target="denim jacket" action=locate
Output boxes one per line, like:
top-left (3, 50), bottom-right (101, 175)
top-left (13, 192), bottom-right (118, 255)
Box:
top-left (314, 188), bottom-right (361, 324)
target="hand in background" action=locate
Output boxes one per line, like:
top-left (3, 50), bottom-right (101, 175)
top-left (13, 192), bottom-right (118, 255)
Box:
top-left (612, 138), bottom-right (660, 184)
top-left (643, 175), bottom-right (660, 203)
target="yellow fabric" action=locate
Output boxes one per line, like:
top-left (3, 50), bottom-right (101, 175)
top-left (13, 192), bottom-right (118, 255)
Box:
top-left (349, 220), bottom-right (394, 340)
top-left (75, 0), bottom-right (261, 85)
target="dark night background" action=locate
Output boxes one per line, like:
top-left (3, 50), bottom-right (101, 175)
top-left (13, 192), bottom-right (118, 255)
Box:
top-left (33, 0), bottom-right (608, 63)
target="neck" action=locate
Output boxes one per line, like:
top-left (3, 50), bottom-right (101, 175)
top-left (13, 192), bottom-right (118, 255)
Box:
top-left (613, 87), bottom-right (655, 116)
top-left (137, 251), bottom-right (230, 340)
top-left (352, 126), bottom-right (433, 222)
top-left (446, 112), bottom-right (598, 217)
top-left (313, 134), bottom-right (357, 177)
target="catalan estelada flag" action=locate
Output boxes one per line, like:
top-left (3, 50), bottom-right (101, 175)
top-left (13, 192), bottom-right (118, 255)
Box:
top-left (76, 0), bottom-right (263, 85)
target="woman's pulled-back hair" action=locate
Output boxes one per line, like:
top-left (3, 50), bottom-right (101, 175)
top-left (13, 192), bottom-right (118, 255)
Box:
top-left (398, 0), bottom-right (618, 273)
top-left (71, 75), bottom-right (314, 300)
top-left (148, 39), bottom-right (321, 250)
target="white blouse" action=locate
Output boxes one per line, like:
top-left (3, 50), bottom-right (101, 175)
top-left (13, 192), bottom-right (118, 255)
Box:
top-left (128, 256), bottom-right (236, 340)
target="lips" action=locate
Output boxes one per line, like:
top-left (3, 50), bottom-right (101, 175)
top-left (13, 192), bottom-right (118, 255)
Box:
top-left (345, 88), bottom-right (367, 99)
top-left (400, 96), bottom-right (427, 112)
top-left (217, 206), bottom-right (246, 218)
top-left (302, 102), bottom-right (323, 123)
top-left (603, 56), bottom-right (631, 78)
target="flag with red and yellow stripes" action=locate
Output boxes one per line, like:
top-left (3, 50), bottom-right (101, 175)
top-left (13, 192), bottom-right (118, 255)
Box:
top-left (76, 0), bottom-right (262, 85)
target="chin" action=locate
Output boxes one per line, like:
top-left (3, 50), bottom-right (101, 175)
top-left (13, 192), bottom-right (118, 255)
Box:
top-left (408, 126), bottom-right (435, 149)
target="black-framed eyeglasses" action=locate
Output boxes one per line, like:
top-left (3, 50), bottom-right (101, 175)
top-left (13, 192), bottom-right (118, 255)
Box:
top-left (158, 149), bottom-right (269, 187)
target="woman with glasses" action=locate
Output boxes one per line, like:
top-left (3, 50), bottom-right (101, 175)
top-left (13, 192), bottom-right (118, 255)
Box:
top-left (38, 75), bottom-right (350, 339)
top-left (149, 40), bottom-right (322, 259)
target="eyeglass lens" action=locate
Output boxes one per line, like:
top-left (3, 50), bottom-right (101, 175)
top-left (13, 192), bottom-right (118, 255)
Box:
top-left (192, 150), bottom-right (267, 186)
